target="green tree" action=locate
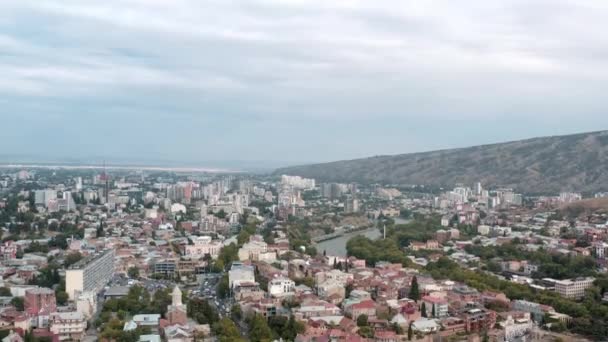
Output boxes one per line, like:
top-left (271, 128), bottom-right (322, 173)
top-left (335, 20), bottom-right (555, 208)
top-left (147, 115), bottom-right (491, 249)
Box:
top-left (56, 291), bottom-right (69, 306)
top-left (249, 314), bottom-right (273, 342)
top-left (358, 326), bottom-right (373, 338)
top-left (213, 318), bottom-right (244, 342)
top-left (211, 259), bottom-right (225, 273)
top-left (421, 302), bottom-right (427, 317)
top-left (357, 314), bottom-right (368, 327)
top-left (231, 304), bottom-right (242, 321)
top-left (482, 330), bottom-right (489, 342)
top-left (215, 209), bottom-right (227, 219)
top-left (486, 260), bottom-right (502, 273)
top-left (128, 266), bottom-right (140, 279)
top-left (296, 277), bottom-right (315, 288)
top-left (64, 252), bottom-right (83, 267)
top-left (345, 283), bottom-right (354, 298)
top-left (217, 274), bottom-right (230, 298)
top-left (149, 288), bottom-right (172, 316)
top-left (11, 297), bottom-right (24, 311)
top-left (409, 276), bottom-right (420, 301)
top-left (284, 315), bottom-right (305, 340)
top-left (188, 298), bottom-right (219, 324)
top-left (0, 287), bottom-right (11, 296)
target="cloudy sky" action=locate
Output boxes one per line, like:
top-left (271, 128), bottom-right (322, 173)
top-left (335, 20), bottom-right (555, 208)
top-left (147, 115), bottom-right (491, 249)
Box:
top-left (1, 0), bottom-right (608, 168)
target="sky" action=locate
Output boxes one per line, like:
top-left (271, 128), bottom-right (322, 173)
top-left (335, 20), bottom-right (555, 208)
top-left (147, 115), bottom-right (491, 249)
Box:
top-left (2, 0), bottom-right (608, 169)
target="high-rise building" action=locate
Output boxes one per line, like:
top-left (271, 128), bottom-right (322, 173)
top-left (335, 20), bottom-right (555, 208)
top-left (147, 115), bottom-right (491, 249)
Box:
top-left (344, 195), bottom-right (359, 213)
top-left (34, 190), bottom-right (57, 207)
top-left (322, 183), bottom-right (344, 200)
top-left (280, 175), bottom-right (315, 190)
top-left (65, 249), bottom-right (115, 300)
top-left (475, 182), bottom-right (483, 196)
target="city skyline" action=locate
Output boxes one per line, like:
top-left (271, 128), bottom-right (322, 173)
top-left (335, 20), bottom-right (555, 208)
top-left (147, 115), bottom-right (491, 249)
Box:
top-left (2, 1), bottom-right (608, 165)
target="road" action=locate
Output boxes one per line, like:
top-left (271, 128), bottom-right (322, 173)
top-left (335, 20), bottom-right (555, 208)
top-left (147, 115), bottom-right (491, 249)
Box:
top-left (192, 273), bottom-right (249, 336)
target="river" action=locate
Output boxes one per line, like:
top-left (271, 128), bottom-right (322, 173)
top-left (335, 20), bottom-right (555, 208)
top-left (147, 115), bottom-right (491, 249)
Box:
top-left (315, 227), bottom-right (382, 257)
top-left (314, 217), bottom-right (411, 257)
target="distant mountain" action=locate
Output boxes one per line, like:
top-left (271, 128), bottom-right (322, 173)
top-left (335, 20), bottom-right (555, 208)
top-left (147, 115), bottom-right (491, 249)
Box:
top-left (275, 130), bottom-right (608, 194)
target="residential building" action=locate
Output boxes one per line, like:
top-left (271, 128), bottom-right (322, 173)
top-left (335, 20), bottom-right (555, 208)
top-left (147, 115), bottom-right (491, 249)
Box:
top-left (49, 312), bottom-right (87, 341)
top-left (238, 237), bottom-right (268, 261)
top-left (422, 295), bottom-right (448, 318)
top-left (0, 242), bottom-right (18, 260)
top-left (25, 288), bottom-right (56, 316)
top-left (65, 249), bottom-right (115, 300)
top-left (512, 300), bottom-right (545, 322)
top-left (346, 300), bottom-right (376, 320)
top-left (554, 277), bottom-right (595, 299)
top-left (184, 236), bottom-right (222, 259)
top-left (268, 277), bottom-right (295, 298)
top-left (411, 318), bottom-right (439, 333)
top-left (2, 331), bottom-right (23, 342)
top-left (459, 308), bottom-right (497, 333)
top-left (76, 292), bottom-right (97, 320)
top-left (228, 262), bottom-right (255, 288)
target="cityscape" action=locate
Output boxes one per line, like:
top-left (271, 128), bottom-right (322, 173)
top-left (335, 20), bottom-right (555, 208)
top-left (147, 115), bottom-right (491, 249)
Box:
top-left (0, 166), bottom-right (607, 342)
top-left (3, 1), bottom-right (608, 342)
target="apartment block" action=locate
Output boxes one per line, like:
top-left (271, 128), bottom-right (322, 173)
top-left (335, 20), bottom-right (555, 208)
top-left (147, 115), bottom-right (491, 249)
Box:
top-left (554, 277), bottom-right (595, 299)
top-left (65, 249), bottom-right (115, 300)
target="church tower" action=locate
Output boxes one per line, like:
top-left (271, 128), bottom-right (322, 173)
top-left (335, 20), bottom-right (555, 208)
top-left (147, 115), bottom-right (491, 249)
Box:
top-left (172, 286), bottom-right (183, 307)
top-left (167, 286), bottom-right (187, 325)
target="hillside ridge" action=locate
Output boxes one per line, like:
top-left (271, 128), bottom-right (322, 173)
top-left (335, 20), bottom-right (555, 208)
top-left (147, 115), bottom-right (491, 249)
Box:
top-left (275, 130), bottom-right (608, 194)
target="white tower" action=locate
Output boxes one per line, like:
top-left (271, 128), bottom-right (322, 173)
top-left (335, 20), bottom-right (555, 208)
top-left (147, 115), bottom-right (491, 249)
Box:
top-left (172, 286), bottom-right (182, 307)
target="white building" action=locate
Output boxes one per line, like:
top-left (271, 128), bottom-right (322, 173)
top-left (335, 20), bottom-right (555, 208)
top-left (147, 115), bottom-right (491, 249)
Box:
top-left (2, 330), bottom-right (23, 342)
top-left (477, 225), bottom-right (490, 236)
top-left (228, 263), bottom-right (255, 288)
top-left (49, 312), bottom-right (87, 341)
top-left (238, 237), bottom-right (268, 261)
top-left (34, 190), bottom-right (57, 207)
top-left (184, 236), bottom-right (223, 259)
top-left (144, 208), bottom-right (158, 219)
top-left (503, 315), bottom-right (533, 340)
top-left (594, 242), bottom-right (608, 259)
top-left (170, 203), bottom-right (187, 214)
top-left (268, 277), bottom-right (295, 297)
top-left (554, 277), bottom-right (595, 299)
top-left (65, 249), bottom-right (115, 300)
top-left (317, 279), bottom-right (345, 301)
top-left (76, 292), bottom-right (97, 319)
top-left (411, 318), bottom-right (439, 333)
top-left (281, 175), bottom-right (315, 190)
top-left (422, 296), bottom-right (448, 318)
top-left (559, 192), bottom-right (582, 203)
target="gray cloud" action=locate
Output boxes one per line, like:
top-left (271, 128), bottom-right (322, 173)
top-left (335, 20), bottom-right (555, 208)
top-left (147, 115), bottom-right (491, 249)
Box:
top-left (1, 0), bottom-right (608, 164)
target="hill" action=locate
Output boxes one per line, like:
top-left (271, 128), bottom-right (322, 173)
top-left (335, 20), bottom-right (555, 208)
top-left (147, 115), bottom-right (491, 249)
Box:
top-left (275, 130), bottom-right (608, 194)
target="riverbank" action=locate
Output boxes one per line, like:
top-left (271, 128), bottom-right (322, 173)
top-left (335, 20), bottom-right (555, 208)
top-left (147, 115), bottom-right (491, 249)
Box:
top-left (314, 227), bottom-right (382, 256)
top-left (313, 217), bottom-right (411, 256)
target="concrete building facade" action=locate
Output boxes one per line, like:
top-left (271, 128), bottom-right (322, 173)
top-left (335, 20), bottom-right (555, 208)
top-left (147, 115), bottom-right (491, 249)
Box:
top-left (65, 249), bottom-right (115, 300)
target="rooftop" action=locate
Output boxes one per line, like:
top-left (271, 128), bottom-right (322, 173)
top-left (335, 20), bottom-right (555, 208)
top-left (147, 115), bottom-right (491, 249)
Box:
top-left (67, 249), bottom-right (113, 270)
